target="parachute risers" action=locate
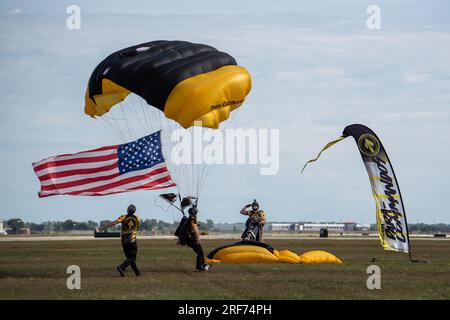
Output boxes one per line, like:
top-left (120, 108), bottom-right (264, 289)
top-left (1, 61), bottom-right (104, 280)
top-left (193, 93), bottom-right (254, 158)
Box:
top-left (206, 241), bottom-right (342, 265)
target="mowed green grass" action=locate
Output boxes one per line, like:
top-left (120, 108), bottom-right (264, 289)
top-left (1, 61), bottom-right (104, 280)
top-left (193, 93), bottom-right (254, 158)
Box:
top-left (0, 238), bottom-right (449, 299)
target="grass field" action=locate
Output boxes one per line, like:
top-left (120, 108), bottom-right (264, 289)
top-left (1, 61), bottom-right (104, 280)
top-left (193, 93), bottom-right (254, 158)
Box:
top-left (0, 238), bottom-right (449, 299)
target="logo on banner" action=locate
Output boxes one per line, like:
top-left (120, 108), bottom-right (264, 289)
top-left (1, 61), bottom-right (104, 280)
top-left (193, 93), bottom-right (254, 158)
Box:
top-left (358, 134), bottom-right (380, 157)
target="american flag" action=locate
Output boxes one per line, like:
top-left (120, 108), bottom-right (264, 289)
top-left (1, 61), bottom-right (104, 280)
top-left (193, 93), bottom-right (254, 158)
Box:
top-left (32, 130), bottom-right (176, 197)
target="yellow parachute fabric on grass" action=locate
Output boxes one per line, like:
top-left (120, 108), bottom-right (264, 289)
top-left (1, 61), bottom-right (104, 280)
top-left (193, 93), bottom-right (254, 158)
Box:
top-left (206, 241), bottom-right (342, 265)
top-left (296, 250), bottom-right (343, 264)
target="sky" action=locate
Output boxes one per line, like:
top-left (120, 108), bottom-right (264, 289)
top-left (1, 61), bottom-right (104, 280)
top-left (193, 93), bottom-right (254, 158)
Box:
top-left (0, 0), bottom-right (449, 224)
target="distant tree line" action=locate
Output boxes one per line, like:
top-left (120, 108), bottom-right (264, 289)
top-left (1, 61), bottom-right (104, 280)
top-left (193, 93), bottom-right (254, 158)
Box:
top-left (3, 218), bottom-right (449, 234)
top-left (3, 218), bottom-right (216, 234)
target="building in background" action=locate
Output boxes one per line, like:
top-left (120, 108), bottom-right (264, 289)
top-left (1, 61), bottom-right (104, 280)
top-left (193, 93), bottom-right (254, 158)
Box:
top-left (211, 221), bottom-right (371, 233)
top-left (300, 223), bottom-right (346, 232)
top-left (265, 222), bottom-right (371, 233)
top-left (212, 223), bottom-right (245, 232)
top-left (0, 219), bottom-right (6, 235)
top-left (17, 228), bottom-right (31, 235)
top-left (268, 223), bottom-right (292, 232)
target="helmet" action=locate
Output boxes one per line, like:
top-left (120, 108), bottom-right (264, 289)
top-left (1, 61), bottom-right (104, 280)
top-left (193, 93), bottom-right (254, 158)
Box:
top-left (188, 206), bottom-right (198, 217)
top-left (127, 204), bottom-right (136, 215)
top-left (181, 197), bottom-right (193, 209)
top-left (251, 199), bottom-right (259, 210)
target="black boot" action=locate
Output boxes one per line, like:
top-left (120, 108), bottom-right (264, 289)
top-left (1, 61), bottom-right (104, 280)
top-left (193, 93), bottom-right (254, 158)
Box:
top-left (130, 262), bottom-right (140, 276)
top-left (117, 266), bottom-right (125, 277)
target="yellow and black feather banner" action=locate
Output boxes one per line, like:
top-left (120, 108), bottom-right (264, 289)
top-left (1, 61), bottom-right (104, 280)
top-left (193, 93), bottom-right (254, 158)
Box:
top-left (300, 136), bottom-right (345, 174)
top-left (302, 124), bottom-right (410, 254)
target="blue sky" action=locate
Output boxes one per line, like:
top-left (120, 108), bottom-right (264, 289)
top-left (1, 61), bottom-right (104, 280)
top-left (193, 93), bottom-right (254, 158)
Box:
top-left (0, 1), bottom-right (449, 224)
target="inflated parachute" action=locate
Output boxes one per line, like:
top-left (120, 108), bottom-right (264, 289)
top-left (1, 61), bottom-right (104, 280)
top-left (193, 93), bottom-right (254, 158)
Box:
top-left (207, 241), bottom-right (342, 265)
top-left (84, 40), bottom-right (252, 201)
top-left (301, 124), bottom-right (420, 262)
top-left (85, 40), bottom-right (251, 129)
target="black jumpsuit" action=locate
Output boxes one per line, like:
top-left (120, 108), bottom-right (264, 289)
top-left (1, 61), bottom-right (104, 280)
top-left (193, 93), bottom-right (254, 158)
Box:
top-left (186, 217), bottom-right (206, 270)
top-left (116, 214), bottom-right (140, 275)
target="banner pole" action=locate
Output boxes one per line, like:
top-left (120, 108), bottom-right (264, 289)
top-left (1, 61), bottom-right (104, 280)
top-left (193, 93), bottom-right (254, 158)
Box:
top-left (384, 150), bottom-right (425, 264)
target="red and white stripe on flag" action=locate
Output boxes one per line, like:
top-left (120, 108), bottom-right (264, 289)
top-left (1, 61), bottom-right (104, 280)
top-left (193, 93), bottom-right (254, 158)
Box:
top-left (32, 143), bottom-right (176, 198)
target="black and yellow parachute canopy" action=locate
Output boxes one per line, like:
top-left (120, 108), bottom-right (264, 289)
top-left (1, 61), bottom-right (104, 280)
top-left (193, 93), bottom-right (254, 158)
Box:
top-left (85, 40), bottom-right (252, 129)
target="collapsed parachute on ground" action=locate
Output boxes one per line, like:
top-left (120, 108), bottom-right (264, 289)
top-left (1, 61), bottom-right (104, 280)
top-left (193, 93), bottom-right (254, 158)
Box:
top-left (207, 241), bottom-right (342, 265)
top-left (301, 124), bottom-right (414, 259)
top-left (85, 40), bottom-right (252, 129)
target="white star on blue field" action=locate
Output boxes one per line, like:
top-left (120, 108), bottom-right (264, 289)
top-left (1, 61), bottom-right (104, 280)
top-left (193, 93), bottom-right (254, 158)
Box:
top-left (118, 131), bottom-right (164, 174)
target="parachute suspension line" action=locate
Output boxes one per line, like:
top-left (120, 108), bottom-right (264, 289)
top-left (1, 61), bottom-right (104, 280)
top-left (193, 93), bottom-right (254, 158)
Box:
top-left (191, 125), bottom-right (201, 197)
top-left (197, 130), bottom-right (213, 196)
top-left (196, 136), bottom-right (214, 196)
top-left (139, 98), bottom-right (153, 134)
top-left (197, 128), bottom-right (215, 195)
top-left (151, 99), bottom-right (164, 131)
top-left (119, 103), bottom-right (134, 141)
top-left (173, 120), bottom-right (192, 197)
top-left (128, 99), bottom-right (150, 136)
top-left (195, 129), bottom-right (202, 198)
top-left (197, 108), bottom-right (240, 195)
top-left (160, 118), bottom-right (186, 197)
top-left (125, 101), bottom-right (141, 134)
top-left (95, 117), bottom-right (114, 138)
top-left (183, 126), bottom-right (194, 196)
top-left (196, 127), bottom-right (211, 198)
top-left (169, 128), bottom-right (183, 196)
top-left (153, 196), bottom-right (172, 213)
top-left (190, 126), bottom-right (196, 197)
top-left (95, 117), bottom-right (126, 144)
top-left (164, 126), bottom-right (180, 194)
top-left (102, 113), bottom-right (128, 143)
top-left (121, 99), bottom-right (180, 164)
top-left (210, 107), bottom-right (239, 189)
top-left (186, 129), bottom-right (193, 197)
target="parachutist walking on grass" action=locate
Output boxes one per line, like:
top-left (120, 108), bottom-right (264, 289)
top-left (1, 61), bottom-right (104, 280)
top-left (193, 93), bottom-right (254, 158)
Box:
top-left (99, 204), bottom-right (141, 277)
top-left (175, 206), bottom-right (210, 272)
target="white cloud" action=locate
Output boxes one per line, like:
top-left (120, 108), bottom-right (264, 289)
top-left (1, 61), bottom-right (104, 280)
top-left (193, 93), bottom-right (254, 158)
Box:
top-left (6, 8), bottom-right (22, 15)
